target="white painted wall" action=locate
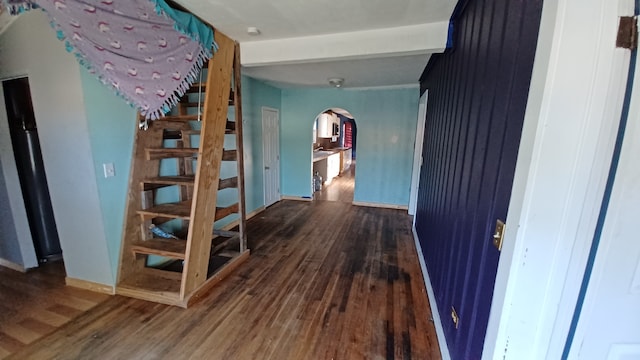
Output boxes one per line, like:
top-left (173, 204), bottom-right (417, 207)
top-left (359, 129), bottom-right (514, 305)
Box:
top-left (0, 11), bottom-right (113, 285)
top-left (483, 0), bottom-right (632, 358)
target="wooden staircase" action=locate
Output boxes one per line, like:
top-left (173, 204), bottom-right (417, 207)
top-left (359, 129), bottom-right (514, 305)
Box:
top-left (116, 33), bottom-right (248, 308)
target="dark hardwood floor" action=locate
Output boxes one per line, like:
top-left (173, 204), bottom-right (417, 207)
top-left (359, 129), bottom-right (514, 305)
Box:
top-left (0, 262), bottom-right (109, 359)
top-left (8, 200), bottom-right (440, 359)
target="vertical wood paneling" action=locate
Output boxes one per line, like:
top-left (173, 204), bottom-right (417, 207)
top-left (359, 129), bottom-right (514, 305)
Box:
top-left (416, 0), bottom-right (543, 358)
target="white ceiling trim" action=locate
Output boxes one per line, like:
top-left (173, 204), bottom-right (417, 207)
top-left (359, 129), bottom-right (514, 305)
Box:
top-left (240, 21), bottom-right (449, 67)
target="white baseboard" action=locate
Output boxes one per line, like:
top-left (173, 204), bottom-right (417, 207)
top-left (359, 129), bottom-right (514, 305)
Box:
top-left (352, 201), bottom-right (409, 210)
top-left (0, 258), bottom-right (25, 272)
top-left (246, 206), bottom-right (265, 220)
top-left (412, 224), bottom-right (451, 360)
top-left (280, 195), bottom-right (313, 202)
top-left (219, 206), bottom-right (266, 231)
top-left (66, 277), bottom-right (115, 295)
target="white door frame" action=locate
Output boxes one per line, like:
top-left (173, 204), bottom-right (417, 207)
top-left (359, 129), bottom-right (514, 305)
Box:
top-left (262, 107), bottom-right (280, 207)
top-left (409, 91), bottom-right (427, 217)
top-left (0, 76), bottom-right (38, 269)
top-left (482, 0), bottom-right (632, 358)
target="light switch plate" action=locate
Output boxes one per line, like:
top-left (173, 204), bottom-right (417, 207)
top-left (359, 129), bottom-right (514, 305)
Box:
top-left (103, 163), bottom-right (115, 178)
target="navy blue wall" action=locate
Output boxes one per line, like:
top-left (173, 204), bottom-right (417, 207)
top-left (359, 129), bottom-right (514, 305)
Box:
top-left (416, 0), bottom-right (543, 358)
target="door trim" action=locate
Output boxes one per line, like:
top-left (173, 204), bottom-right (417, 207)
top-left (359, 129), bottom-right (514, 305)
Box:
top-left (261, 107), bottom-right (280, 207)
top-left (0, 77), bottom-right (38, 268)
top-left (409, 91), bottom-right (427, 216)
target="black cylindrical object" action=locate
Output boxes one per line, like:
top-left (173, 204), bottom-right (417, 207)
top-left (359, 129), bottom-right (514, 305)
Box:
top-left (3, 78), bottom-right (62, 263)
top-left (15, 128), bottom-right (62, 261)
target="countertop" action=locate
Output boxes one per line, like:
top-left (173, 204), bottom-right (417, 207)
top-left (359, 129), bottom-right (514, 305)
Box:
top-left (312, 147), bottom-right (351, 162)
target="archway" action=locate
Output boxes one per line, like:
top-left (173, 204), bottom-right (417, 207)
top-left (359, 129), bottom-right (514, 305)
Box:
top-left (311, 108), bottom-right (357, 203)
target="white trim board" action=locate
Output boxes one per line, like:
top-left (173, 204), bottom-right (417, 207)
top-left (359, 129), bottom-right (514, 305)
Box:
top-left (352, 201), bottom-right (408, 210)
top-left (65, 277), bottom-right (115, 295)
top-left (281, 195), bottom-right (313, 202)
top-left (412, 225), bottom-right (451, 360)
top-left (0, 258), bottom-right (25, 272)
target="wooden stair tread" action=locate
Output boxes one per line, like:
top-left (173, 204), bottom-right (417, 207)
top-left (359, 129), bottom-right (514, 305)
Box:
top-left (222, 149), bottom-right (237, 161)
top-left (215, 203), bottom-right (239, 221)
top-left (218, 176), bottom-right (238, 190)
top-left (143, 176), bottom-right (237, 191)
top-left (161, 122), bottom-right (234, 138)
top-left (146, 147), bottom-right (198, 160)
top-left (157, 114), bottom-right (201, 122)
top-left (186, 82), bottom-right (206, 93)
top-left (138, 202), bottom-right (238, 221)
top-left (181, 129), bottom-right (201, 135)
top-left (143, 175), bottom-right (195, 186)
top-left (138, 202), bottom-right (192, 219)
top-left (131, 238), bottom-right (186, 259)
top-left (146, 148), bottom-right (236, 161)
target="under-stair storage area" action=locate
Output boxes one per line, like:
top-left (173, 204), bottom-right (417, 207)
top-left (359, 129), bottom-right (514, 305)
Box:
top-left (116, 34), bottom-right (248, 308)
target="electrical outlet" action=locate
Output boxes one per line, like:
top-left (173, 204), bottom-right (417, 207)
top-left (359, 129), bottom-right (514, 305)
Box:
top-left (103, 163), bottom-right (115, 178)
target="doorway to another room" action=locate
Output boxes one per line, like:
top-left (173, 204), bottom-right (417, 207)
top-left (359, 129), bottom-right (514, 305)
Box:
top-left (311, 108), bottom-right (357, 203)
top-left (2, 77), bottom-right (62, 264)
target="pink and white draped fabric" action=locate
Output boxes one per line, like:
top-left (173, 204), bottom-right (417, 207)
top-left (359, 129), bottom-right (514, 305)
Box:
top-left (4, 0), bottom-right (215, 123)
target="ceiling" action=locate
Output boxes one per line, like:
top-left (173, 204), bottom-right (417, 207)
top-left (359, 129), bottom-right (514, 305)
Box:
top-left (176, 0), bottom-right (457, 89)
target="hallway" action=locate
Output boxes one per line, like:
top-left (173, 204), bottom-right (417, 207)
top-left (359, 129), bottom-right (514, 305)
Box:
top-left (313, 163), bottom-right (355, 203)
top-left (9, 199), bottom-right (440, 359)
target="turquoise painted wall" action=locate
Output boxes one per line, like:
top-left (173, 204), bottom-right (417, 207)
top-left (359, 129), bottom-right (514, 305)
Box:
top-left (280, 87), bottom-right (419, 206)
top-left (242, 76), bottom-right (282, 212)
top-left (80, 69), bottom-right (137, 281)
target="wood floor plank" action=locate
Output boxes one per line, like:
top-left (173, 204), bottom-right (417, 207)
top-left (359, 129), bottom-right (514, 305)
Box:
top-left (0, 323), bottom-right (40, 345)
top-left (8, 187), bottom-right (440, 359)
top-left (0, 262), bottom-right (108, 359)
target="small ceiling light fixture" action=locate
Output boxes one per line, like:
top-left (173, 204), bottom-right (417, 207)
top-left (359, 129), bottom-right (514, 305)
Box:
top-left (328, 78), bottom-right (344, 88)
top-left (247, 27), bottom-right (261, 36)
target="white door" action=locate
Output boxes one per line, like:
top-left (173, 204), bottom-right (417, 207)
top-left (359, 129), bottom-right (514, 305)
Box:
top-left (262, 107), bottom-right (280, 207)
top-left (409, 91), bottom-right (427, 216)
top-left (566, 26), bottom-right (640, 359)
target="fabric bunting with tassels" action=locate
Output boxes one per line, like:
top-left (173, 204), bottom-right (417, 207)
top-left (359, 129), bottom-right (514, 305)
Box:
top-left (2, 0), bottom-right (216, 127)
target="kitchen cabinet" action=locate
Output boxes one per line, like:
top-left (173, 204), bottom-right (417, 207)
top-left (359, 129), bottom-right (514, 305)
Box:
top-left (326, 152), bottom-right (341, 181)
top-left (313, 148), bottom-right (352, 189)
top-left (317, 112), bottom-right (339, 138)
top-left (341, 148), bottom-right (352, 172)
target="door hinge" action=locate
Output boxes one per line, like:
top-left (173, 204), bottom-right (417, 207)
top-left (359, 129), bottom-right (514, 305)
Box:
top-left (617, 16), bottom-right (638, 50)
